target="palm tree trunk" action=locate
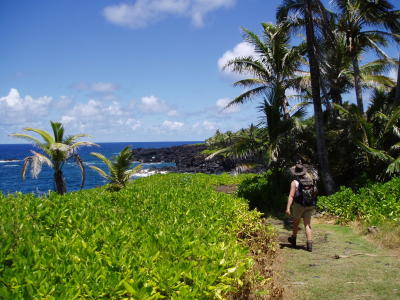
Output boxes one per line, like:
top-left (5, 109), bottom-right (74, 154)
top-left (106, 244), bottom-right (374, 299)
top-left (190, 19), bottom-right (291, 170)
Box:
top-left (54, 169), bottom-right (67, 195)
top-left (352, 56), bottom-right (364, 114)
top-left (304, 0), bottom-right (337, 195)
top-left (395, 54), bottom-right (400, 106)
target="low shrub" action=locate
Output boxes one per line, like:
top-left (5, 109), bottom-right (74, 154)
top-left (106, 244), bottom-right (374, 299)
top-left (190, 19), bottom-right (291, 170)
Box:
top-left (237, 169), bottom-right (291, 214)
top-left (317, 177), bottom-right (400, 225)
top-left (0, 173), bottom-right (274, 299)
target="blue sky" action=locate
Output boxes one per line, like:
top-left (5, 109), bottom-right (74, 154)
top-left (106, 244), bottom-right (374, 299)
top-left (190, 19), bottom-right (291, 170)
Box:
top-left (1, 0), bottom-right (399, 143)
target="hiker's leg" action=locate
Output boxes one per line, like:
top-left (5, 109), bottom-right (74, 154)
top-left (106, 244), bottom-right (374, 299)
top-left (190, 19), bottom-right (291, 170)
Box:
top-left (292, 218), bottom-right (300, 236)
top-left (303, 215), bottom-right (312, 241)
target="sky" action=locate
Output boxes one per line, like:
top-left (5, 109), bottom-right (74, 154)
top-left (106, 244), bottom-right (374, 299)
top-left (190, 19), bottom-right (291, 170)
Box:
top-left (1, 0), bottom-right (399, 143)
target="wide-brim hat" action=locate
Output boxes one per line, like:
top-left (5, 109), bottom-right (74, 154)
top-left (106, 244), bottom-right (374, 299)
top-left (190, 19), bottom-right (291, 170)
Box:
top-left (290, 164), bottom-right (306, 176)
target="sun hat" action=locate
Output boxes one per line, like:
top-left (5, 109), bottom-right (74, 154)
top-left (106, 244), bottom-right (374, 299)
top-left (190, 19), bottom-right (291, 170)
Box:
top-left (290, 163), bottom-right (306, 176)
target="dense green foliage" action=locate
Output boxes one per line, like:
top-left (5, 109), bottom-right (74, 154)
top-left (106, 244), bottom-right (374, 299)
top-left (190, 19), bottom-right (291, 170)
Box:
top-left (237, 170), bottom-right (290, 214)
top-left (317, 177), bottom-right (400, 225)
top-left (0, 173), bottom-right (273, 299)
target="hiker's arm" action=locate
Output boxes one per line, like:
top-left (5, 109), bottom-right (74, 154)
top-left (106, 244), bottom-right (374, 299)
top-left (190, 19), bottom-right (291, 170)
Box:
top-left (286, 181), bottom-right (297, 216)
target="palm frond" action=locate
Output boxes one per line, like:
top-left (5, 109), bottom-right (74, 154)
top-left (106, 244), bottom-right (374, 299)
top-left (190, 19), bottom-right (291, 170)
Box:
top-left (89, 166), bottom-right (111, 181)
top-left (227, 86), bottom-right (267, 107)
top-left (386, 156), bottom-right (400, 175)
top-left (9, 133), bottom-right (47, 150)
top-left (23, 128), bottom-right (54, 145)
top-left (126, 165), bottom-right (142, 178)
top-left (64, 134), bottom-right (93, 145)
top-left (70, 141), bottom-right (99, 151)
top-left (74, 154), bottom-right (85, 189)
top-left (357, 142), bottom-right (393, 162)
top-left (21, 157), bottom-right (32, 181)
top-left (29, 151), bottom-right (53, 179)
top-left (90, 152), bottom-right (114, 174)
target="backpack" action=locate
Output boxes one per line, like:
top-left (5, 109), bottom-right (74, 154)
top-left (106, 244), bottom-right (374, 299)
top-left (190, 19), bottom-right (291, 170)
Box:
top-left (295, 177), bottom-right (316, 207)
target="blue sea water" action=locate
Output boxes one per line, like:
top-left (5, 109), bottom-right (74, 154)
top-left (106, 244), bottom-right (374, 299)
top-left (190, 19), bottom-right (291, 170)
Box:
top-left (0, 141), bottom-right (201, 195)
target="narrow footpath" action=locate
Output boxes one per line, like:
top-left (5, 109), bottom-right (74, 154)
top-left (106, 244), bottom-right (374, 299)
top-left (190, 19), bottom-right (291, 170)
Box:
top-left (269, 217), bottom-right (400, 300)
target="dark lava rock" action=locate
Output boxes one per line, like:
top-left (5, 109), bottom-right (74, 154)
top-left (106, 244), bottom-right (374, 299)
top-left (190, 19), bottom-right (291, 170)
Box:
top-left (133, 144), bottom-right (235, 174)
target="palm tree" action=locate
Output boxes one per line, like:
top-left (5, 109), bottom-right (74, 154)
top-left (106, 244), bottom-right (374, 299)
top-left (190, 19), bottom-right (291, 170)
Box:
top-left (334, 0), bottom-right (400, 114)
top-left (278, 0), bottom-right (337, 194)
top-left (206, 125), bottom-right (268, 171)
top-left (319, 30), bottom-right (396, 109)
top-left (10, 121), bottom-right (97, 194)
top-left (90, 146), bottom-right (142, 191)
top-left (223, 22), bottom-right (305, 117)
top-left (335, 100), bottom-right (400, 178)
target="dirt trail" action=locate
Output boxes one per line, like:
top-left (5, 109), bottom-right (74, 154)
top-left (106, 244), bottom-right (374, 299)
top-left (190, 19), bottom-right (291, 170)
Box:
top-left (269, 217), bottom-right (400, 300)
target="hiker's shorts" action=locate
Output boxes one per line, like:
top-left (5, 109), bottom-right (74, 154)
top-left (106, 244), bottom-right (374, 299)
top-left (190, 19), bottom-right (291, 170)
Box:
top-left (291, 202), bottom-right (315, 219)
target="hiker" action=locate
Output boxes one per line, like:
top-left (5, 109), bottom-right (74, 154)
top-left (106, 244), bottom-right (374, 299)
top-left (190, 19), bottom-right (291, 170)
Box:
top-left (285, 163), bottom-right (317, 252)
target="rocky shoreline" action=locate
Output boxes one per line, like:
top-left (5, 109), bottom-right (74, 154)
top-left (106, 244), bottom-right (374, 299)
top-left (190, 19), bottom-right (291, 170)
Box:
top-left (133, 144), bottom-right (235, 174)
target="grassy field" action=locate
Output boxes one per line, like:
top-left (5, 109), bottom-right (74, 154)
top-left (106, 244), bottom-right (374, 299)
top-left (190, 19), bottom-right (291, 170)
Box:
top-left (0, 173), bottom-right (275, 299)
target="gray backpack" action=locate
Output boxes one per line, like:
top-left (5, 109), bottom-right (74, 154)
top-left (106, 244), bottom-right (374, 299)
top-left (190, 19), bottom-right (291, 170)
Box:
top-left (295, 177), bottom-right (316, 207)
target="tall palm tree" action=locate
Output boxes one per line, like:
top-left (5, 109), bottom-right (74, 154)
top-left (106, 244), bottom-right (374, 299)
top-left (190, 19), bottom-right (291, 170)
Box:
top-left (224, 22), bottom-right (305, 117)
top-left (334, 0), bottom-right (400, 114)
top-left (320, 31), bottom-right (396, 107)
top-left (278, 0), bottom-right (337, 194)
top-left (10, 121), bottom-right (97, 194)
top-left (90, 146), bottom-right (142, 191)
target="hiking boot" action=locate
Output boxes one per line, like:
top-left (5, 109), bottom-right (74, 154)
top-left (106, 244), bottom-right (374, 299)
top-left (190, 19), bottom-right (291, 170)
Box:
top-left (288, 235), bottom-right (297, 247)
top-left (306, 241), bottom-right (313, 252)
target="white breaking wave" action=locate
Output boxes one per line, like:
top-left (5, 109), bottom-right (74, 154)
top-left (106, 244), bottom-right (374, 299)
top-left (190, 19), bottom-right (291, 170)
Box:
top-left (0, 160), bottom-right (21, 163)
top-left (132, 169), bottom-right (169, 178)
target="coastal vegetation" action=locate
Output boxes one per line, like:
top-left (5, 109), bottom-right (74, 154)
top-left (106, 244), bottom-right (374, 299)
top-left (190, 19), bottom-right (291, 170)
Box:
top-left (2, 0), bottom-right (400, 298)
top-left (90, 146), bottom-right (142, 191)
top-left (0, 173), bottom-right (275, 299)
top-left (9, 122), bottom-right (97, 195)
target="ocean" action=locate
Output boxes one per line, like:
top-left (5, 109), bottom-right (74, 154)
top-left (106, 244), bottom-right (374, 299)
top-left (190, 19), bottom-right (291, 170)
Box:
top-left (0, 141), bottom-right (201, 195)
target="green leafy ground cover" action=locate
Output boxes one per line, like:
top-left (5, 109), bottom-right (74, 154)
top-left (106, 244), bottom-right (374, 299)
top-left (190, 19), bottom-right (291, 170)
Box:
top-left (0, 173), bottom-right (272, 299)
top-left (317, 177), bottom-right (400, 225)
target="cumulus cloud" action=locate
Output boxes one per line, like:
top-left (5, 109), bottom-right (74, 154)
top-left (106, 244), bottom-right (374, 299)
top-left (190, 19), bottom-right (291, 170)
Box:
top-left (162, 120), bottom-right (184, 130)
top-left (139, 95), bottom-right (173, 114)
top-left (218, 42), bottom-right (256, 76)
top-left (0, 88), bottom-right (52, 125)
top-left (103, 0), bottom-right (236, 29)
top-left (193, 120), bottom-right (218, 131)
top-left (216, 97), bottom-right (240, 114)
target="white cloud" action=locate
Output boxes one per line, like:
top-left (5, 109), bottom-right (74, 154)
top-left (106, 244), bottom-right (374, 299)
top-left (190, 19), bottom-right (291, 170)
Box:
top-left (103, 0), bottom-right (236, 29)
top-left (218, 42), bottom-right (256, 72)
top-left (216, 97), bottom-right (240, 114)
top-left (73, 82), bottom-right (118, 93)
top-left (162, 120), bottom-right (184, 130)
top-left (139, 95), bottom-right (171, 113)
top-left (193, 120), bottom-right (218, 131)
top-left (0, 88), bottom-right (52, 125)
top-left (126, 118), bottom-right (142, 130)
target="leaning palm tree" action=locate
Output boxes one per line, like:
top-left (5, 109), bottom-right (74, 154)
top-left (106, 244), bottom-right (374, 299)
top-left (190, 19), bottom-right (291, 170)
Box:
top-left (10, 121), bottom-right (97, 194)
top-left (90, 146), bottom-right (142, 191)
